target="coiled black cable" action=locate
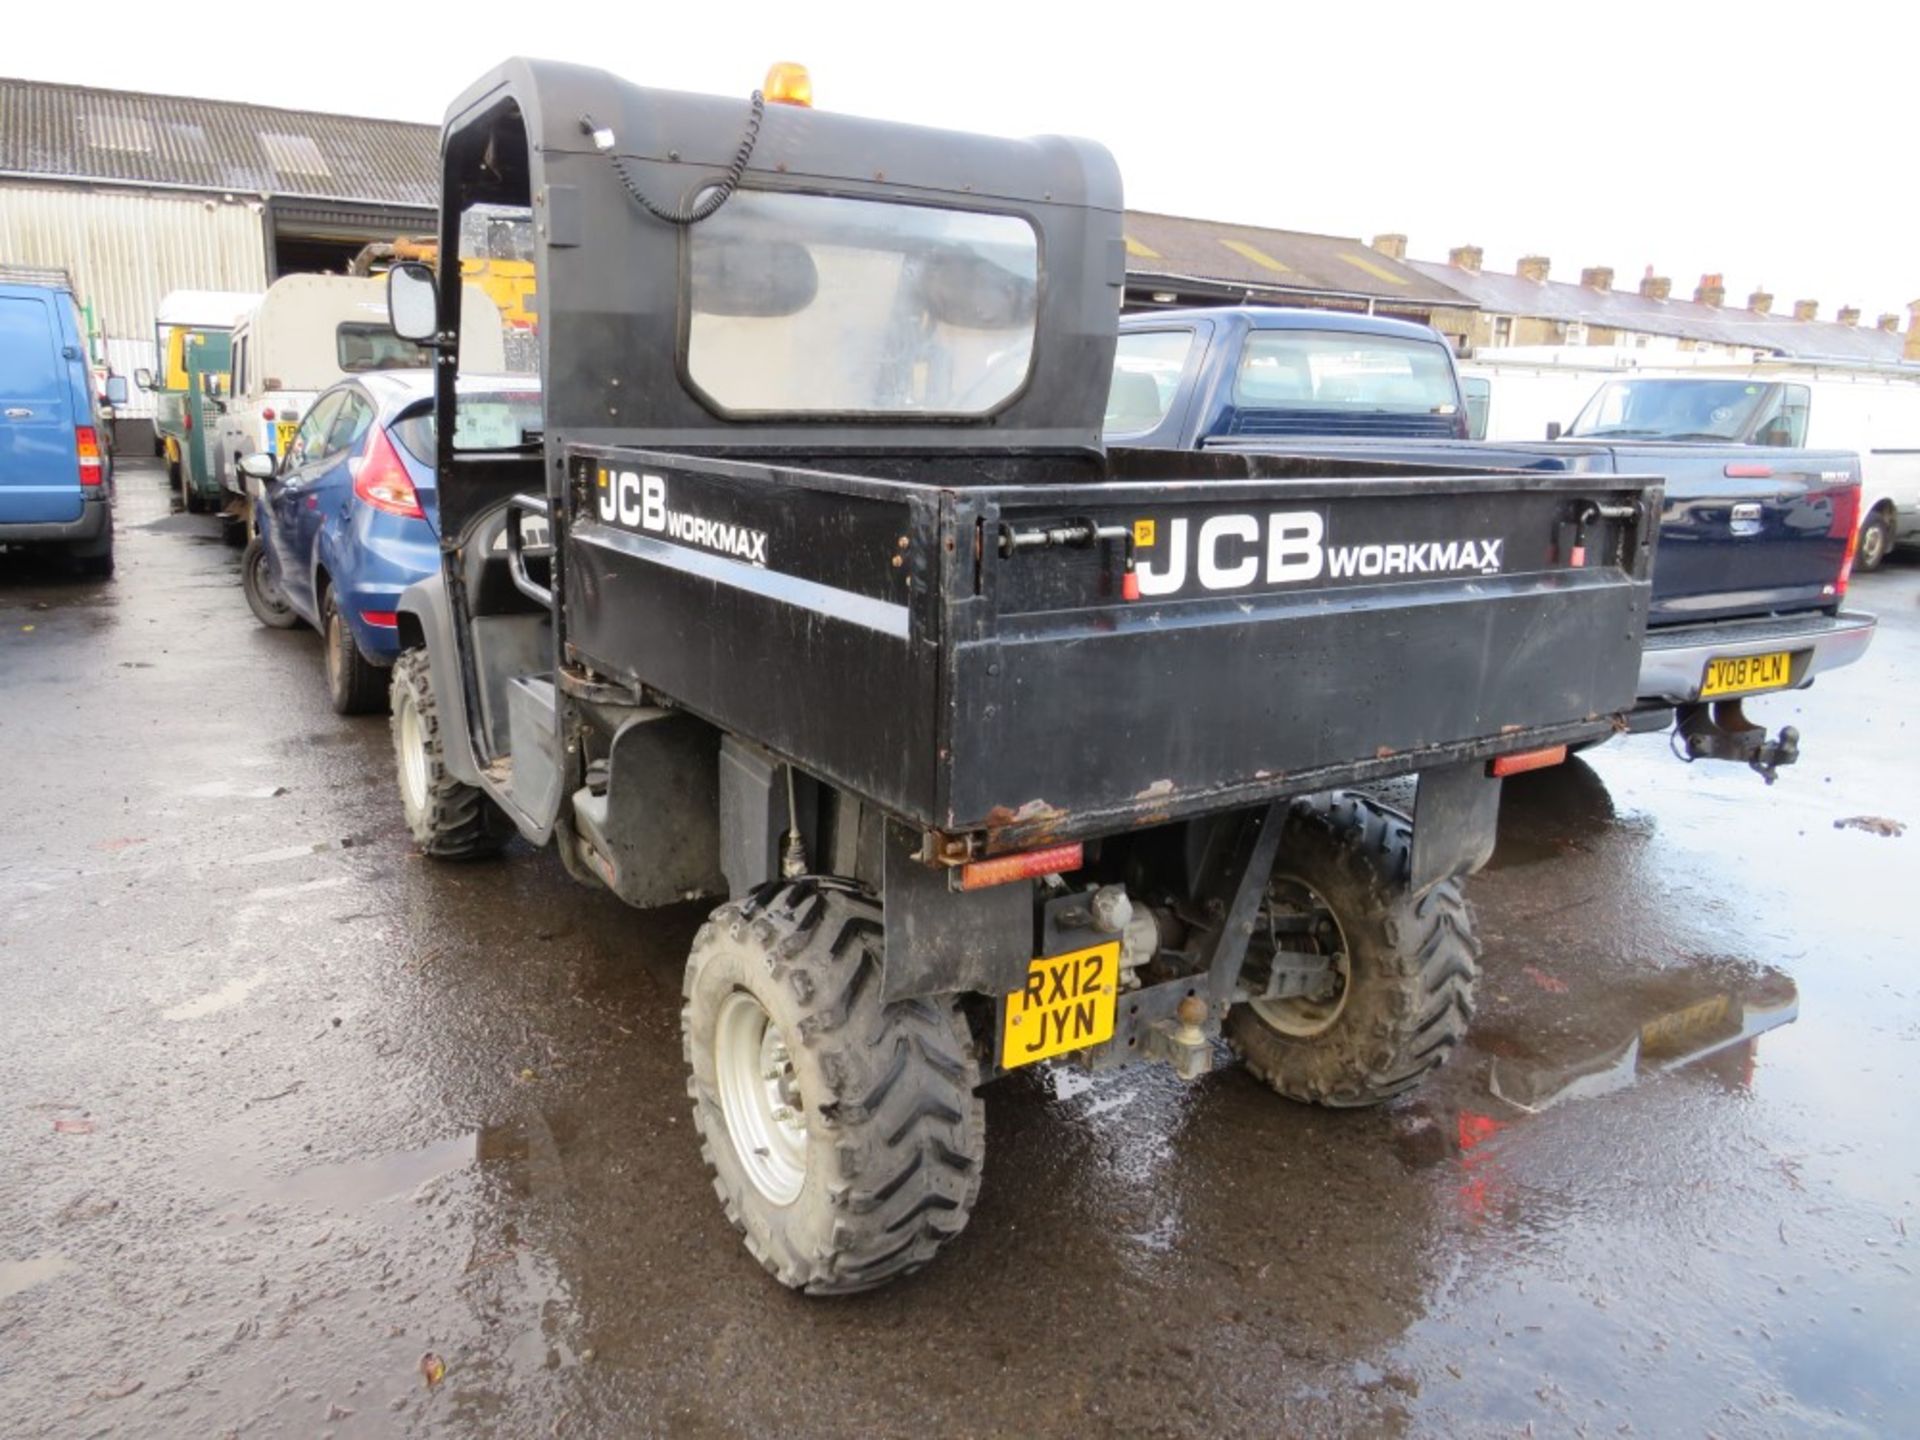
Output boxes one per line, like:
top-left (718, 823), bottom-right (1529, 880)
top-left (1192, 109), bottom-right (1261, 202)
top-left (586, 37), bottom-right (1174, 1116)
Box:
top-left (579, 91), bottom-right (766, 226)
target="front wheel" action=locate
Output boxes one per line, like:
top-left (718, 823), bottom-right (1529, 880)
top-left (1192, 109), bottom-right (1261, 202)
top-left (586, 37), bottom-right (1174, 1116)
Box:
top-left (1227, 793), bottom-right (1480, 1108)
top-left (389, 649), bottom-right (510, 858)
top-left (241, 537), bottom-right (300, 629)
top-left (1857, 511), bottom-right (1893, 573)
top-left (683, 882), bottom-right (986, 1294)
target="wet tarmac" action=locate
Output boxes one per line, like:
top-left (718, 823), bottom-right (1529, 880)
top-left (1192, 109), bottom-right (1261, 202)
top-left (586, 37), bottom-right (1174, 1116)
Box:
top-left (3, 460), bottom-right (1916, 1437)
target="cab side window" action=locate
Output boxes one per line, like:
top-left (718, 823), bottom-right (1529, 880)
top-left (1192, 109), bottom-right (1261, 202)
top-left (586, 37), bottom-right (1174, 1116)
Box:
top-left (283, 391), bottom-right (346, 471)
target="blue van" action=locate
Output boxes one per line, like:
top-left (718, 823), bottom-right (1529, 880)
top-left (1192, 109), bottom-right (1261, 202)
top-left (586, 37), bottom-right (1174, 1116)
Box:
top-left (0, 271), bottom-right (121, 576)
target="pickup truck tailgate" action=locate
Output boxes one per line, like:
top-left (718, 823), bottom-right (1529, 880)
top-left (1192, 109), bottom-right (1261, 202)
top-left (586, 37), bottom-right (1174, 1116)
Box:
top-left (563, 448), bottom-right (1658, 852)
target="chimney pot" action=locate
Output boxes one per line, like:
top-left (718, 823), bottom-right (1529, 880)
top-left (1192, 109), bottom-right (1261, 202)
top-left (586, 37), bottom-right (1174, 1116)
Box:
top-left (1747, 289), bottom-right (1773, 314)
top-left (1639, 273), bottom-right (1672, 301)
top-left (1838, 306), bottom-right (1861, 327)
top-left (1694, 273), bottom-right (1726, 308)
top-left (1517, 255), bottom-right (1551, 283)
top-left (1877, 312), bottom-right (1900, 333)
top-left (1448, 245), bottom-right (1483, 273)
top-left (1792, 299), bottom-right (1819, 321)
top-left (1370, 233), bottom-right (1408, 260)
top-left (1579, 266), bottom-right (1614, 291)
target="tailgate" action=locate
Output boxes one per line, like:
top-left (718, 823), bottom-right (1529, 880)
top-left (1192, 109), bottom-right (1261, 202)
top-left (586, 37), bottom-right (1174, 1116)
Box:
top-left (942, 464), bottom-right (1658, 844)
top-left (1601, 445), bottom-right (1857, 625)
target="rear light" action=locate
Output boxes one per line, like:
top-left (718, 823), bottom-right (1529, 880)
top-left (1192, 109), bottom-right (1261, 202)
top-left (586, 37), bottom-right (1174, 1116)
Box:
top-left (958, 842), bottom-right (1084, 891)
top-left (75, 426), bottom-right (103, 487)
top-left (1828, 485), bottom-right (1862, 601)
top-left (1724, 463), bottom-right (1773, 479)
top-left (361, 610), bottom-right (399, 627)
top-left (1488, 745), bottom-right (1567, 778)
top-left (183, 409), bottom-right (193, 431)
top-left (351, 425), bottom-right (426, 519)
top-left (261, 407), bottom-right (276, 421)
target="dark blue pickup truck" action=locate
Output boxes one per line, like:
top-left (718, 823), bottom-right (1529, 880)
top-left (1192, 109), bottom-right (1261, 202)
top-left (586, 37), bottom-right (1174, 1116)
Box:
top-left (1109, 307), bottom-right (1877, 777)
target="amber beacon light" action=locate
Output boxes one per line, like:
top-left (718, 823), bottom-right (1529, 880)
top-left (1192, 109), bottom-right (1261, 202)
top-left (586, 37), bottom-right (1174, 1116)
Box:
top-left (764, 62), bottom-right (813, 107)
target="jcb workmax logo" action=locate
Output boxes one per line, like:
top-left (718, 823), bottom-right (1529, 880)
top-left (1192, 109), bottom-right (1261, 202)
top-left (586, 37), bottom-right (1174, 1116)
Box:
top-left (1133, 511), bottom-right (1503, 596)
top-left (596, 468), bottom-right (769, 567)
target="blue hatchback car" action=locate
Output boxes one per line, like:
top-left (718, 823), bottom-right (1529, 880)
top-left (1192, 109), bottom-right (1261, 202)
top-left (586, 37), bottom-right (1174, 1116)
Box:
top-left (240, 370), bottom-right (540, 713)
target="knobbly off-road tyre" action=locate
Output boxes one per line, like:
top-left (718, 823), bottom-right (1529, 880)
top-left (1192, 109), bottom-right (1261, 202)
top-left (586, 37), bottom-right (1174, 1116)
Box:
top-left (682, 881), bottom-right (986, 1294)
top-left (389, 648), bottom-right (511, 859)
top-left (1227, 792), bottom-right (1480, 1108)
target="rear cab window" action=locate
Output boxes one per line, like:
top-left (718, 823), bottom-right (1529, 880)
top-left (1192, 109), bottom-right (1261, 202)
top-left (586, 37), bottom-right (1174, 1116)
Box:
top-left (682, 190), bottom-right (1039, 417)
top-left (338, 323), bottom-right (432, 373)
top-left (1234, 331), bottom-right (1460, 416)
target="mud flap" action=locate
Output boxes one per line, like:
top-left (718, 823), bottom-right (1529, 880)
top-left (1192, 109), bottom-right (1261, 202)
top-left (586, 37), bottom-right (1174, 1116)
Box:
top-left (1411, 761), bottom-right (1503, 894)
top-left (881, 822), bottom-right (1033, 1002)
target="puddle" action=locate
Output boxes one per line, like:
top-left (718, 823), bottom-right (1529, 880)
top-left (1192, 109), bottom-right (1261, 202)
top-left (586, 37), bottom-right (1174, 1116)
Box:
top-left (237, 836), bottom-right (362, 866)
top-left (1488, 974), bottom-right (1798, 1113)
top-left (245, 876), bottom-right (351, 902)
top-left (0, 1254), bottom-right (73, 1303)
top-left (270, 1134), bottom-right (478, 1210)
top-left (183, 781), bottom-right (289, 800)
top-left (263, 1120), bottom-right (561, 1212)
top-left (162, 969), bottom-right (272, 1021)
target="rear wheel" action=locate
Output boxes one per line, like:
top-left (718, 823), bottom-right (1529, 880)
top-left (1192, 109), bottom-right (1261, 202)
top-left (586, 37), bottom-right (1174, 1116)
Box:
top-left (323, 587), bottom-right (387, 715)
top-left (683, 881), bottom-right (986, 1294)
top-left (241, 537), bottom-right (300, 629)
top-left (1227, 793), bottom-right (1480, 1107)
top-left (1857, 509), bottom-right (1893, 573)
top-left (390, 648), bottom-right (510, 858)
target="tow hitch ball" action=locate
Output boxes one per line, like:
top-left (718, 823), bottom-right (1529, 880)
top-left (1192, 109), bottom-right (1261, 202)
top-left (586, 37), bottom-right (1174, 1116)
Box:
top-left (1676, 700), bottom-right (1800, 784)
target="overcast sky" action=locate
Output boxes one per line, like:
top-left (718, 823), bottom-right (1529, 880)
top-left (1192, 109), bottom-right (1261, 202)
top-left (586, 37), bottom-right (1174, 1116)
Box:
top-left (13, 1), bottom-right (1917, 322)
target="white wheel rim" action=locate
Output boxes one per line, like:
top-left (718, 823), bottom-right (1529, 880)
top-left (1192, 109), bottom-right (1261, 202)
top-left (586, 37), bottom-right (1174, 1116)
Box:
top-left (397, 690), bottom-right (430, 815)
top-left (1862, 525), bottom-right (1884, 566)
top-left (715, 990), bottom-right (807, 1205)
top-left (1249, 876), bottom-right (1353, 1039)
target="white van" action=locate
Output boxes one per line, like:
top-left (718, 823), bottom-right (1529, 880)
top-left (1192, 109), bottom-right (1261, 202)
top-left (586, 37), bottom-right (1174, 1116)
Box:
top-left (211, 274), bottom-right (505, 507)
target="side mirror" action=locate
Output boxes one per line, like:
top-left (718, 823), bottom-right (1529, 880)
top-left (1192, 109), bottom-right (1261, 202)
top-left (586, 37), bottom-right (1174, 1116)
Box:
top-left (236, 452), bottom-right (277, 481)
top-left (133, 367), bottom-right (154, 391)
top-left (387, 262), bottom-right (440, 343)
top-left (105, 375), bottom-right (129, 406)
top-left (1545, 421), bottom-right (1563, 441)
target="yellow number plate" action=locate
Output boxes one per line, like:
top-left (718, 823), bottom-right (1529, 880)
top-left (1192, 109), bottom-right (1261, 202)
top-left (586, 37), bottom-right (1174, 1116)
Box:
top-left (1700, 650), bottom-right (1793, 698)
top-left (274, 420), bottom-right (299, 454)
top-left (1000, 941), bottom-right (1120, 1069)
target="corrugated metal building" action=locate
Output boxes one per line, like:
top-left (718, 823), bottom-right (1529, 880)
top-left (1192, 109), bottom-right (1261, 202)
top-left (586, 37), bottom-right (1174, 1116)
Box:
top-left (1120, 213), bottom-right (1478, 344)
top-left (0, 76), bottom-right (438, 422)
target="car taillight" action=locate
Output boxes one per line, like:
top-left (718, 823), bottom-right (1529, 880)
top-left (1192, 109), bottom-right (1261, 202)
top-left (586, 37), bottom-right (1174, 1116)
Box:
top-left (1829, 485), bottom-right (1862, 601)
top-left (75, 426), bottom-right (103, 487)
top-left (351, 425), bottom-right (425, 519)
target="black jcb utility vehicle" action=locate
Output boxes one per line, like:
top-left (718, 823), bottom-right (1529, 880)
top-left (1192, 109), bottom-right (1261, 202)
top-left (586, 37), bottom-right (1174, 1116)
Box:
top-left (385, 60), bottom-right (1661, 1293)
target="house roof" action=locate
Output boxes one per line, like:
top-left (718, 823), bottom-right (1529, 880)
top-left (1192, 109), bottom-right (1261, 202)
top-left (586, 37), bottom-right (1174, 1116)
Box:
top-left (0, 77), bottom-right (438, 207)
top-left (1123, 211), bottom-right (1471, 308)
top-left (1407, 259), bottom-right (1908, 364)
